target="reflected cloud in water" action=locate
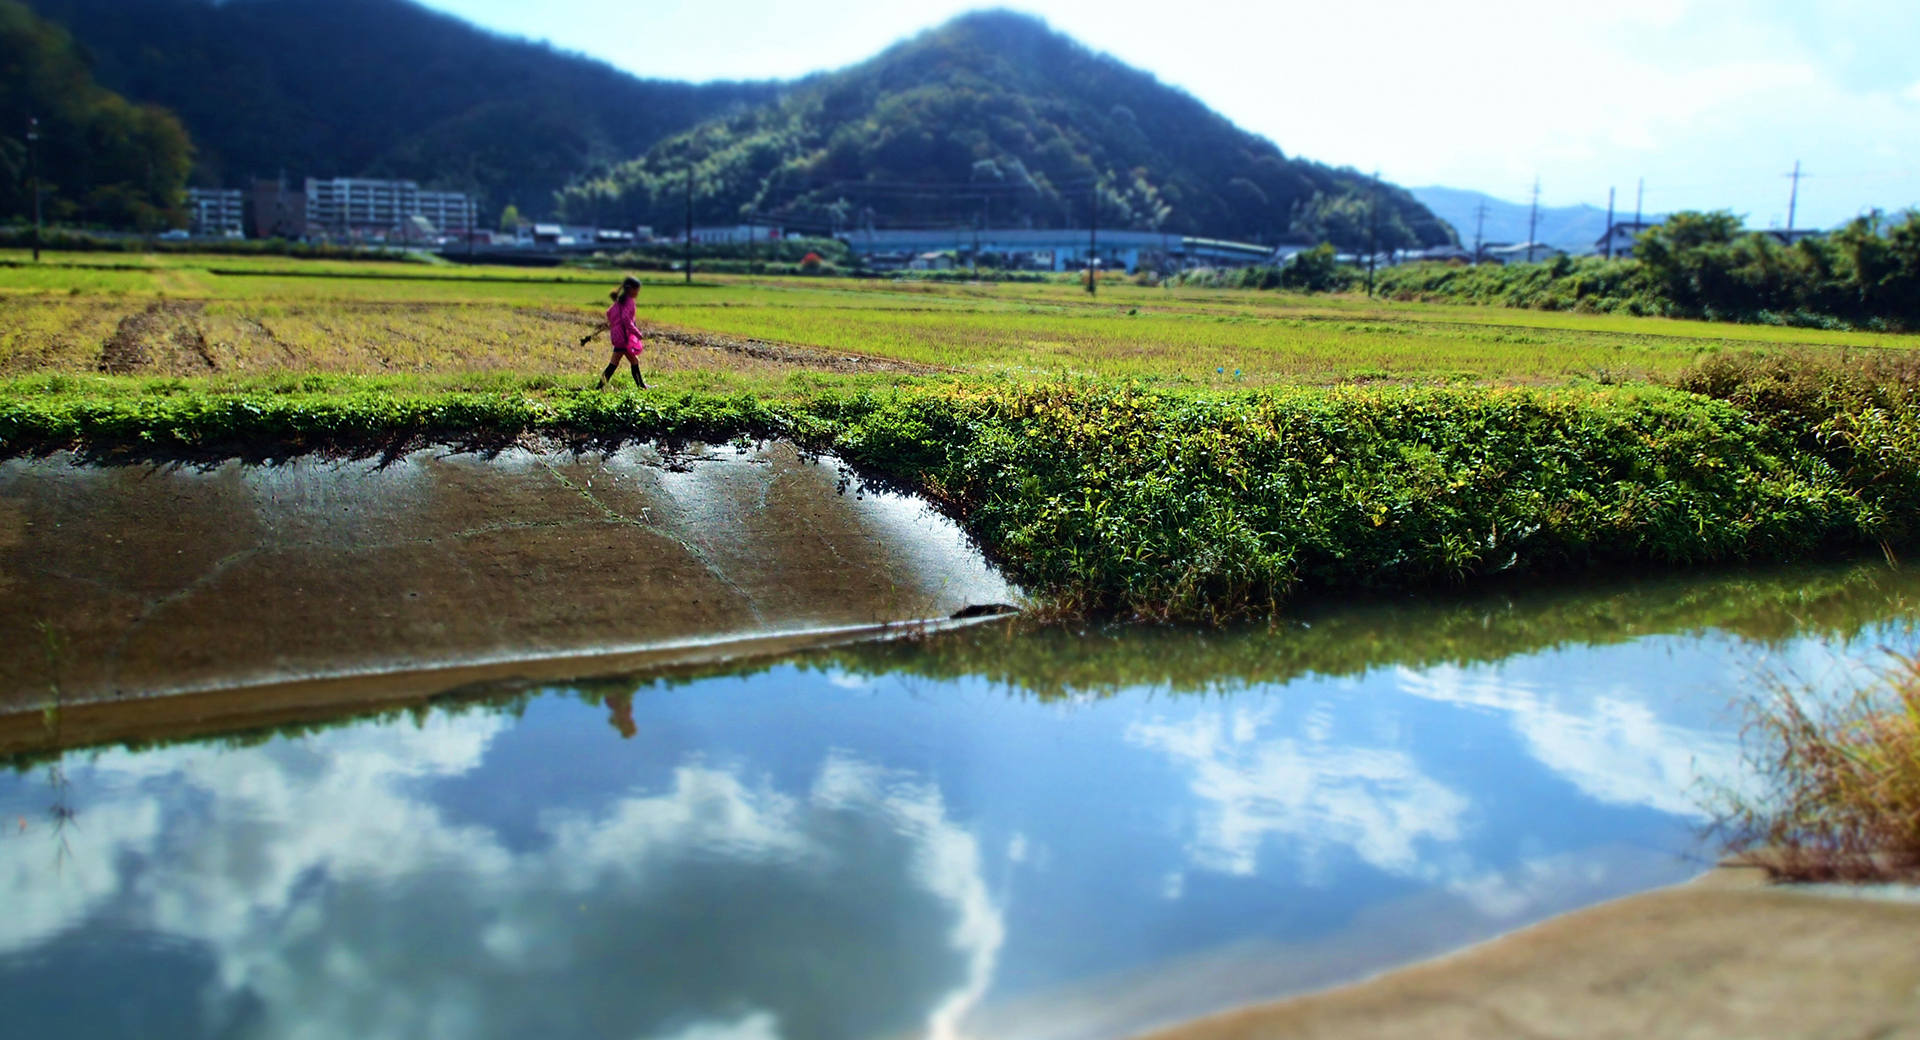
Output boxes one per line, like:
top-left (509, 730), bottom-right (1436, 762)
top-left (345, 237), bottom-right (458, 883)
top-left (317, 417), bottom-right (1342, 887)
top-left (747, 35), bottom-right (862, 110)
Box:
top-left (0, 717), bottom-right (1001, 1040)
top-left (3, 578), bottom-right (1917, 1040)
top-left (1128, 707), bottom-right (1469, 877)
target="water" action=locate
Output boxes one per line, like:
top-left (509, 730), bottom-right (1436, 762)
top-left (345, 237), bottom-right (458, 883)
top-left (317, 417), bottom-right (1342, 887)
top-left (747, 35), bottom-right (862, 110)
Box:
top-left (2, 562), bottom-right (1917, 1040)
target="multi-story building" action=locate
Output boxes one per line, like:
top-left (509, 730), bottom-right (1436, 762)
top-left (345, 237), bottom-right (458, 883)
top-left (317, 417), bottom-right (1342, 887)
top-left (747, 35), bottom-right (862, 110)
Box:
top-left (186, 188), bottom-right (245, 237)
top-left (303, 178), bottom-right (475, 238)
top-left (684, 224), bottom-right (787, 245)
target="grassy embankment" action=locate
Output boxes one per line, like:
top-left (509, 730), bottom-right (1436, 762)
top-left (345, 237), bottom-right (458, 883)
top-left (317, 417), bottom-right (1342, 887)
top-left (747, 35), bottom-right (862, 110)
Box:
top-left (5, 251), bottom-right (1920, 622)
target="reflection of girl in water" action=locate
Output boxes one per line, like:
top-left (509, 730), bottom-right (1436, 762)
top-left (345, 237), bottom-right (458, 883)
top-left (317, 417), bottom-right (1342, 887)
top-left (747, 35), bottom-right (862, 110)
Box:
top-left (605, 693), bottom-right (637, 739)
top-left (598, 275), bottom-right (648, 390)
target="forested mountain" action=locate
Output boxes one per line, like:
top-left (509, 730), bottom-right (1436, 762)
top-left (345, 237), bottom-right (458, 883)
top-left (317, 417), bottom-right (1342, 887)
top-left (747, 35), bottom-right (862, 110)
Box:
top-left (559, 11), bottom-right (1455, 249)
top-left (0, 0), bottom-right (191, 229)
top-left (23, 0), bottom-right (780, 219)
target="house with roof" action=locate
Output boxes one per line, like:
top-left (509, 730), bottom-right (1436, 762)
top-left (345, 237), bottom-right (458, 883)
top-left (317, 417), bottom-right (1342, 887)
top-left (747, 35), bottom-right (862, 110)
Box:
top-left (1594, 221), bottom-right (1661, 259)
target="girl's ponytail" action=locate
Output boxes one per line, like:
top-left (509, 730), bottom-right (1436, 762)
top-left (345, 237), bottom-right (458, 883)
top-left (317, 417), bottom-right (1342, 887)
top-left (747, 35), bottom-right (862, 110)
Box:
top-left (611, 275), bottom-right (642, 303)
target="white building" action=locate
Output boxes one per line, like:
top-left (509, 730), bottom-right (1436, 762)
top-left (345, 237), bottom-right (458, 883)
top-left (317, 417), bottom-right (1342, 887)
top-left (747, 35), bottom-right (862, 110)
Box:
top-left (186, 188), bottom-right (244, 237)
top-left (304, 177), bottom-right (475, 238)
top-left (683, 224), bottom-right (787, 245)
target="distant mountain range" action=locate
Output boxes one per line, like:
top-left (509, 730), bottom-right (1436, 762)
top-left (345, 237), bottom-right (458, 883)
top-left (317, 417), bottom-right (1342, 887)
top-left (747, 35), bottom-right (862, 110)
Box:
top-left (1410, 186), bottom-right (1665, 254)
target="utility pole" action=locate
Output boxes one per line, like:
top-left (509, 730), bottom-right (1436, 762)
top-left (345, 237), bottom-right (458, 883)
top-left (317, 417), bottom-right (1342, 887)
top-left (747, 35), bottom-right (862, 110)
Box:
top-left (1365, 171), bottom-right (1382, 296)
top-left (1472, 201), bottom-right (1486, 263)
top-left (1525, 177), bottom-right (1540, 263)
top-left (26, 117), bottom-right (41, 262)
top-left (1604, 186), bottom-right (1615, 260)
top-left (1633, 178), bottom-right (1643, 229)
top-left (1086, 184), bottom-right (1097, 296)
top-left (743, 215), bottom-right (753, 276)
top-left (683, 161), bottom-right (694, 285)
top-left (1786, 160), bottom-right (1802, 233)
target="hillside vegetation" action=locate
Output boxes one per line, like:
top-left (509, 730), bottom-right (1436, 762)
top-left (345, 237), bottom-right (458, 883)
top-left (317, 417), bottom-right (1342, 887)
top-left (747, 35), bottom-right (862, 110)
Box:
top-left (22, 0), bottom-right (778, 218)
top-left (1368, 211), bottom-right (1920, 330)
top-left (0, 0), bottom-right (192, 230)
top-left (559, 11), bottom-right (1453, 250)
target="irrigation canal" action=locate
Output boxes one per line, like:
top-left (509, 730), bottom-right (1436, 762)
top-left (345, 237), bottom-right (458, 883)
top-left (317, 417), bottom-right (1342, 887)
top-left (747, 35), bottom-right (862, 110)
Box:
top-left (1, 450), bottom-right (1917, 1039)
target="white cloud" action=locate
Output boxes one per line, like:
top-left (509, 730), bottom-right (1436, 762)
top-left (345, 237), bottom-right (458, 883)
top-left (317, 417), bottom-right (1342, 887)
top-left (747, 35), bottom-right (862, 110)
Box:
top-left (650, 1011), bottom-right (782, 1040)
top-left (1127, 707), bottom-right (1469, 878)
top-left (1393, 665), bottom-right (1740, 818)
top-left (0, 723), bottom-right (1004, 1040)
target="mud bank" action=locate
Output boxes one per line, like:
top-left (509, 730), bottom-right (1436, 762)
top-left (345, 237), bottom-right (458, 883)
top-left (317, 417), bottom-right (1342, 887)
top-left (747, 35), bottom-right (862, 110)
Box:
top-left (1134, 866), bottom-right (1920, 1040)
top-left (0, 441), bottom-right (1015, 718)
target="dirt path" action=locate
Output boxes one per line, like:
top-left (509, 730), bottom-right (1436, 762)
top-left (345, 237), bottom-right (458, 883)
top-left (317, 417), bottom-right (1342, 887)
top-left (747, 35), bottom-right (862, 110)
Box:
top-left (99, 301), bottom-right (218, 375)
top-left (1136, 866), bottom-right (1920, 1040)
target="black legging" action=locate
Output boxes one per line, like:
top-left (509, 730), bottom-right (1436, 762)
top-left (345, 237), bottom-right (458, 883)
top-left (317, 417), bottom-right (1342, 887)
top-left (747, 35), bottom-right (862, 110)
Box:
top-left (602, 351), bottom-right (644, 387)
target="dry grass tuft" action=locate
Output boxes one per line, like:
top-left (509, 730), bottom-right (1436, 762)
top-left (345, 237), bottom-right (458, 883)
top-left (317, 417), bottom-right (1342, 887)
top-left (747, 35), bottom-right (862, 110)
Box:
top-left (1717, 652), bottom-right (1920, 881)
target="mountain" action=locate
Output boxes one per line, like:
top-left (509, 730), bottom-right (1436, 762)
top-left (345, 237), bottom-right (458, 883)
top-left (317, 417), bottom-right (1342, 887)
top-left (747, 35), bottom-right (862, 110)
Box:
top-left (559, 11), bottom-right (1455, 250)
top-left (1410, 186), bottom-right (1662, 254)
top-left (0, 0), bottom-right (191, 229)
top-left (23, 0), bottom-right (782, 220)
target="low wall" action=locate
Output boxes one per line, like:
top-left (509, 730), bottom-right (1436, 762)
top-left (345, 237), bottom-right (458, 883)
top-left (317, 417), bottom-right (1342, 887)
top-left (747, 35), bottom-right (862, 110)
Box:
top-left (0, 441), bottom-right (1016, 721)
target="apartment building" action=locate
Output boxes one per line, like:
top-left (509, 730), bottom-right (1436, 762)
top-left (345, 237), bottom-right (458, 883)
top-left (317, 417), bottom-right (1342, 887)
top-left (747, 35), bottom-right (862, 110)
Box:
top-left (304, 178), bottom-right (476, 238)
top-left (186, 188), bottom-right (245, 237)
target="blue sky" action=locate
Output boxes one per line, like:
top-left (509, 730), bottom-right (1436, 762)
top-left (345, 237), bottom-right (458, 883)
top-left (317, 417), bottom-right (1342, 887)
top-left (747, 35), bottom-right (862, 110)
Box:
top-left (417, 0), bottom-right (1920, 229)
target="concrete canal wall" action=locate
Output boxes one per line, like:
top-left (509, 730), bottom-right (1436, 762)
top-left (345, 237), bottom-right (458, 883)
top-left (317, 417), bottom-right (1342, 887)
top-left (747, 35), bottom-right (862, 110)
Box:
top-left (0, 441), bottom-right (1016, 723)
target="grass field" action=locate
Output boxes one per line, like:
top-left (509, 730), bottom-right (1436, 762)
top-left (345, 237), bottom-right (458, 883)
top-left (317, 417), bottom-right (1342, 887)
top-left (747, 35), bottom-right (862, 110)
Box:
top-left (6, 249), bottom-right (1918, 394)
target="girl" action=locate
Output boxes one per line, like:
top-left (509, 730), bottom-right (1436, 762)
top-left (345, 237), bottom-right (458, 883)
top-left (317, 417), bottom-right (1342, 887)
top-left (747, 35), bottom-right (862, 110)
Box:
top-left (598, 275), bottom-right (648, 389)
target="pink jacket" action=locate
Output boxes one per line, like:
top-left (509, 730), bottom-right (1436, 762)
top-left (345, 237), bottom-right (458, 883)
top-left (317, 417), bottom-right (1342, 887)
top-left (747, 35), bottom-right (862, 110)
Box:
top-left (607, 297), bottom-right (644, 355)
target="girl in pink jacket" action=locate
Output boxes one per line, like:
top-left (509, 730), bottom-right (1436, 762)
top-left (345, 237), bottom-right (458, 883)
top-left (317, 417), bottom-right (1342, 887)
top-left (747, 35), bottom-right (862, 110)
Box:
top-left (598, 275), bottom-right (648, 389)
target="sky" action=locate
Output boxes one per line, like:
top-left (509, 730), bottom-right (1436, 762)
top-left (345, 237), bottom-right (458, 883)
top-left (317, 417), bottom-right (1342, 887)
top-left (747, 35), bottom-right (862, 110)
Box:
top-left (415, 0), bottom-right (1920, 229)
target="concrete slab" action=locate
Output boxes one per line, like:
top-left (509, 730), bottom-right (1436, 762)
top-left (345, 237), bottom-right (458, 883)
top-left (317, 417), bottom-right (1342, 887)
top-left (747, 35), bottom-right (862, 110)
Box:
top-left (1132, 868), bottom-right (1920, 1040)
top-left (0, 442), bottom-right (1016, 715)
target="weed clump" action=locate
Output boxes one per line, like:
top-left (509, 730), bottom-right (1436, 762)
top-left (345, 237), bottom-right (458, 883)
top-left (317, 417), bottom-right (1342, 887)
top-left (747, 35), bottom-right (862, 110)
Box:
top-left (1715, 653), bottom-right (1920, 881)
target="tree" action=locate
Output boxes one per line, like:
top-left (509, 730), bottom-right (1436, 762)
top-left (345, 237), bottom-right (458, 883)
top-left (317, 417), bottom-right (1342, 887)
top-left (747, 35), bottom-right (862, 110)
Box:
top-left (0, 0), bottom-right (192, 230)
top-left (498, 203), bottom-right (521, 232)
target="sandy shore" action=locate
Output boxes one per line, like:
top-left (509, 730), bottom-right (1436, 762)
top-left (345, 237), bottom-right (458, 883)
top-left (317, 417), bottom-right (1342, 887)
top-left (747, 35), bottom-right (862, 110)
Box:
top-left (1135, 865), bottom-right (1920, 1040)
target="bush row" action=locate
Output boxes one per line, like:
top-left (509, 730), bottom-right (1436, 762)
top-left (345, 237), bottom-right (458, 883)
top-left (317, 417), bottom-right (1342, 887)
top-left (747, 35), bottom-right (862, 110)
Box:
top-left (1370, 210), bottom-right (1920, 329)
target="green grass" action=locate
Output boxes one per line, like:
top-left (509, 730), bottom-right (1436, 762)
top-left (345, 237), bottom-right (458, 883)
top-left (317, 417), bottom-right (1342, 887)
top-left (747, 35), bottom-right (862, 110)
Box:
top-left (7, 250), bottom-right (1919, 389)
